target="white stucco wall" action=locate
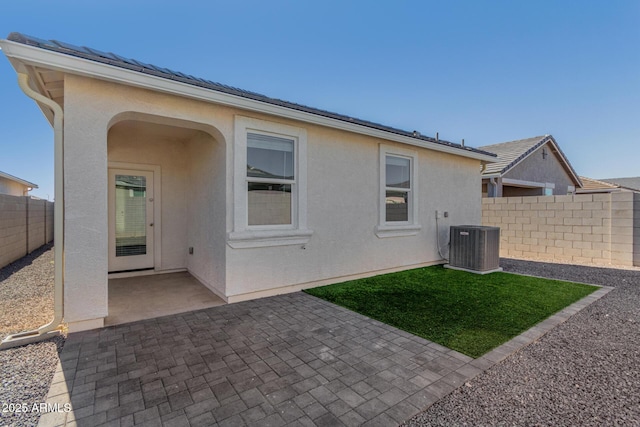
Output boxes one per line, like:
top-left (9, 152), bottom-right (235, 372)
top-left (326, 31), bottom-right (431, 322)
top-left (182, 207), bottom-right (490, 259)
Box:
top-left (63, 75), bottom-right (110, 326)
top-left (61, 73), bottom-right (482, 329)
top-left (225, 125), bottom-right (480, 299)
top-left (63, 74), bottom-right (232, 328)
top-left (186, 132), bottom-right (226, 297)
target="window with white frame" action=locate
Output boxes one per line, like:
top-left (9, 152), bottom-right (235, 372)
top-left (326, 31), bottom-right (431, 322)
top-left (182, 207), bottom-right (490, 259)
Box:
top-left (247, 133), bottom-right (295, 226)
top-left (376, 145), bottom-right (421, 238)
top-left (229, 116), bottom-right (312, 248)
top-left (385, 155), bottom-right (411, 222)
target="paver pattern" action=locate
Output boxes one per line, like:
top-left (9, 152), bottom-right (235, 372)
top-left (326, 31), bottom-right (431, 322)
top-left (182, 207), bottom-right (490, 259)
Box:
top-left (39, 286), bottom-right (610, 427)
top-left (40, 293), bottom-right (480, 426)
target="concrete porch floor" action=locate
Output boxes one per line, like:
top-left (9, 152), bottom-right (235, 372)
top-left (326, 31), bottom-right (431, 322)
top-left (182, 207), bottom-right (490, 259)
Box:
top-left (106, 272), bottom-right (226, 326)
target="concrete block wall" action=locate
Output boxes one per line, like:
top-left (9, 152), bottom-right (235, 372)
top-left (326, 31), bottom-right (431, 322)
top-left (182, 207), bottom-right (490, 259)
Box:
top-left (482, 192), bottom-right (639, 267)
top-left (0, 194), bottom-right (54, 269)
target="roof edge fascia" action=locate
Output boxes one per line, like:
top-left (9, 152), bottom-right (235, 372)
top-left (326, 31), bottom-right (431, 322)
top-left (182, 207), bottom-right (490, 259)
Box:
top-left (481, 173), bottom-right (501, 179)
top-left (542, 136), bottom-right (583, 187)
top-left (0, 39), bottom-right (496, 163)
top-left (500, 136), bottom-right (582, 187)
top-left (0, 171), bottom-right (38, 188)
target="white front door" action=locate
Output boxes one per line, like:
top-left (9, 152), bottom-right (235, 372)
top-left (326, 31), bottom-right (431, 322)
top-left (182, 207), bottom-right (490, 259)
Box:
top-left (108, 169), bottom-right (155, 272)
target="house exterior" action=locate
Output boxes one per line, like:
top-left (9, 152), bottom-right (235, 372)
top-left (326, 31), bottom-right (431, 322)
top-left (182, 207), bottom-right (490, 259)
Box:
top-left (576, 176), bottom-right (630, 194)
top-left (479, 135), bottom-right (582, 197)
top-left (599, 177), bottom-right (640, 192)
top-left (1, 33), bottom-right (496, 333)
top-left (0, 170), bottom-right (37, 196)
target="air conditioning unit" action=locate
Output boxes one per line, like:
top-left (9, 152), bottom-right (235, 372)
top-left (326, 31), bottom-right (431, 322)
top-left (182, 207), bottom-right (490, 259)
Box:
top-left (447, 225), bottom-right (502, 274)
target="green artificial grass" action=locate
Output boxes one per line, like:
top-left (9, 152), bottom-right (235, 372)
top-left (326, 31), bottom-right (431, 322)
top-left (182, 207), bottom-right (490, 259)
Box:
top-left (304, 266), bottom-right (597, 358)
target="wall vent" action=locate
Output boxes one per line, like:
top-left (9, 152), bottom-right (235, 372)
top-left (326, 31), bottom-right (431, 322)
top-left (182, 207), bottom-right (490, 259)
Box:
top-left (448, 225), bottom-right (501, 273)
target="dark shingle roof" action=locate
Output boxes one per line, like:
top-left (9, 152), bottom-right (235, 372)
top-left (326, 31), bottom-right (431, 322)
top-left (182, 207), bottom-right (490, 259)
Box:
top-left (6, 32), bottom-right (496, 159)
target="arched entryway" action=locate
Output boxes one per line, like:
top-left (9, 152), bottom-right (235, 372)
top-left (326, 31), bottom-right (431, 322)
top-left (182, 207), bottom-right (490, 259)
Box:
top-left (105, 114), bottom-right (227, 324)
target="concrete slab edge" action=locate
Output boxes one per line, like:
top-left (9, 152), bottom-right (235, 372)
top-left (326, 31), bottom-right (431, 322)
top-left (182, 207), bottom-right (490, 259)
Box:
top-left (37, 360), bottom-right (70, 427)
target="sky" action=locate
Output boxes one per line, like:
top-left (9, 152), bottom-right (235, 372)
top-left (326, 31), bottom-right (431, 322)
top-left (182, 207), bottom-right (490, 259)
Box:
top-left (0, 0), bottom-right (638, 200)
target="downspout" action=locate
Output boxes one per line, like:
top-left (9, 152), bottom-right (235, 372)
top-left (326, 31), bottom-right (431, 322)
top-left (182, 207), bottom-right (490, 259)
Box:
top-left (1, 73), bottom-right (64, 349)
top-left (482, 163), bottom-right (498, 197)
top-left (489, 177), bottom-right (497, 198)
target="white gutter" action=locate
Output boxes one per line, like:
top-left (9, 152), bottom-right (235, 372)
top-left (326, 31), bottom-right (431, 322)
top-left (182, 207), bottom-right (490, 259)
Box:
top-left (482, 173), bottom-right (501, 179)
top-left (0, 39), bottom-right (497, 164)
top-left (0, 73), bottom-right (64, 349)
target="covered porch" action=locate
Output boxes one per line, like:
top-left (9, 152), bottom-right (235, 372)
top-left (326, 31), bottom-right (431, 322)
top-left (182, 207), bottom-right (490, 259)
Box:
top-left (106, 272), bottom-right (225, 326)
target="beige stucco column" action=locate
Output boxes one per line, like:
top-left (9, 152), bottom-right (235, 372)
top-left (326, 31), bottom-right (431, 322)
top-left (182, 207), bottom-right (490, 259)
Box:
top-left (63, 75), bottom-right (110, 331)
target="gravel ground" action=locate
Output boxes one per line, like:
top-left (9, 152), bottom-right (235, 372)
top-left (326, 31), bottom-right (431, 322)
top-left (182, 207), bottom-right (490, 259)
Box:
top-left (405, 258), bottom-right (640, 427)
top-left (0, 245), bottom-right (64, 427)
top-left (0, 337), bottom-right (64, 427)
top-left (0, 244), bottom-right (55, 339)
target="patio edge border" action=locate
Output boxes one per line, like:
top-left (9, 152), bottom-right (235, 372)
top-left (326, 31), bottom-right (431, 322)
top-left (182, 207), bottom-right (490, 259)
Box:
top-left (406, 285), bottom-right (615, 419)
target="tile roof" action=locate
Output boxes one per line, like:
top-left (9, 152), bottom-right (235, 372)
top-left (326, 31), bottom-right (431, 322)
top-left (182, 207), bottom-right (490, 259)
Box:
top-left (6, 32), bottom-right (496, 160)
top-left (579, 176), bottom-right (620, 191)
top-left (599, 177), bottom-right (640, 191)
top-left (478, 135), bottom-right (550, 175)
top-left (478, 135), bottom-right (582, 188)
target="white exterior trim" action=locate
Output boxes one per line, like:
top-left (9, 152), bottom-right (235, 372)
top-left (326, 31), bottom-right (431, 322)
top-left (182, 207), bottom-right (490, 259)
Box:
top-left (375, 224), bottom-right (422, 238)
top-left (0, 40), bottom-right (497, 163)
top-left (229, 115), bottom-right (312, 248)
top-left (108, 162), bottom-right (162, 270)
top-left (376, 144), bottom-right (421, 238)
top-left (501, 177), bottom-right (553, 188)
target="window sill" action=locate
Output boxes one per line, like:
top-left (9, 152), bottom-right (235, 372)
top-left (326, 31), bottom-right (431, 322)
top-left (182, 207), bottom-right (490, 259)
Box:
top-left (227, 228), bottom-right (313, 248)
top-left (375, 224), bottom-right (422, 238)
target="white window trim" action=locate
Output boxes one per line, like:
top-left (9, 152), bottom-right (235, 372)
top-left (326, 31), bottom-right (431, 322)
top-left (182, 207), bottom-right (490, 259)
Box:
top-left (229, 116), bottom-right (312, 248)
top-left (376, 145), bottom-right (421, 238)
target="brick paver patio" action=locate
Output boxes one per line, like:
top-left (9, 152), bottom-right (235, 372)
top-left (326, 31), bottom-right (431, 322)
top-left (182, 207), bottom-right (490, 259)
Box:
top-left (38, 287), bottom-right (611, 426)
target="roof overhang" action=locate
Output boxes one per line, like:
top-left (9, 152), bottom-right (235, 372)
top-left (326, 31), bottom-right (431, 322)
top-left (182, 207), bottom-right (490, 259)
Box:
top-left (502, 178), bottom-right (554, 189)
top-left (0, 170), bottom-right (38, 188)
top-left (0, 39), bottom-right (497, 164)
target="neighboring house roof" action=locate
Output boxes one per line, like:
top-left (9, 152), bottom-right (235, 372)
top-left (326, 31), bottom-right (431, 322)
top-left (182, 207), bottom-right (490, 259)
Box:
top-left (599, 177), bottom-right (640, 192)
top-left (3, 32), bottom-right (497, 163)
top-left (578, 176), bottom-right (621, 193)
top-left (478, 135), bottom-right (582, 187)
top-left (0, 170), bottom-right (38, 188)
